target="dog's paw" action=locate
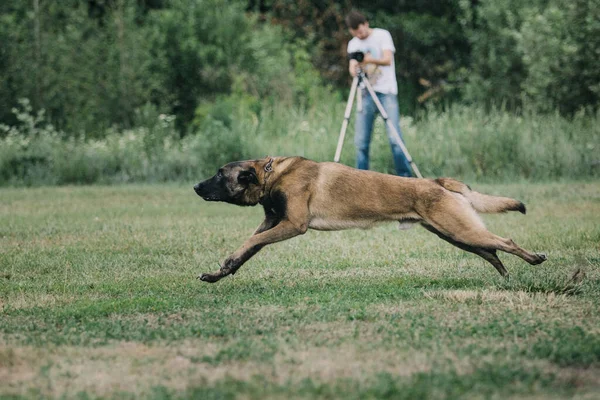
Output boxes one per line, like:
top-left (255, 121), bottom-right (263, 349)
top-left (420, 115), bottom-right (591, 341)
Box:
top-left (198, 273), bottom-right (221, 283)
top-left (532, 253), bottom-right (547, 265)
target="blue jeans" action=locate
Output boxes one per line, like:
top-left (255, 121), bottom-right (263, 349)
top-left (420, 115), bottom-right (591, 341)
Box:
top-left (354, 91), bottom-right (412, 177)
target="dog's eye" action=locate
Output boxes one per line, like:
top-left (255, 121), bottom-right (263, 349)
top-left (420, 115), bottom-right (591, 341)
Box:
top-left (217, 170), bottom-right (223, 178)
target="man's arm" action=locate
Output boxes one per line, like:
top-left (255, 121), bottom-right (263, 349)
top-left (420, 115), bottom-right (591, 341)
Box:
top-left (349, 49), bottom-right (393, 77)
top-left (362, 49), bottom-right (393, 66)
top-left (349, 59), bottom-right (359, 77)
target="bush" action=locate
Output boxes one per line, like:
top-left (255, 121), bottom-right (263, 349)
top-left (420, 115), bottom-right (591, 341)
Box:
top-left (459, 0), bottom-right (600, 113)
top-left (0, 99), bottom-right (61, 185)
top-left (519, 0), bottom-right (600, 113)
top-left (1, 97), bottom-right (598, 187)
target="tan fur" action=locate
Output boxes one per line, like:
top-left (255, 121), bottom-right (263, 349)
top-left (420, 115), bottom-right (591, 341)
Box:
top-left (194, 157), bottom-right (546, 283)
top-left (435, 178), bottom-right (525, 214)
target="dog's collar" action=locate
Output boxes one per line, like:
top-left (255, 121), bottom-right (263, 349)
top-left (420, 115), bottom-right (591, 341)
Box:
top-left (264, 158), bottom-right (273, 173)
top-left (259, 158), bottom-right (274, 204)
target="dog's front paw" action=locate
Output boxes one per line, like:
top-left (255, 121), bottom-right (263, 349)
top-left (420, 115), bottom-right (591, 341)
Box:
top-left (532, 253), bottom-right (547, 265)
top-left (198, 272), bottom-right (222, 283)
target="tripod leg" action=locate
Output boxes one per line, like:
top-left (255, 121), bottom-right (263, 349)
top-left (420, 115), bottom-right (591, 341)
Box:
top-left (362, 78), bottom-right (423, 178)
top-left (334, 76), bottom-right (359, 163)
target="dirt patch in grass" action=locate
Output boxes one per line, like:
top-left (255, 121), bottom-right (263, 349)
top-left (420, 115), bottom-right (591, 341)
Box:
top-left (3, 337), bottom-right (598, 398)
top-left (0, 339), bottom-right (453, 397)
top-left (0, 341), bottom-right (243, 398)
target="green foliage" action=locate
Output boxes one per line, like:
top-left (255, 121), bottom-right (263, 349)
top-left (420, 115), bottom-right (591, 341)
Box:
top-left (0, 99), bottom-right (62, 186)
top-left (373, 6), bottom-right (470, 110)
top-left (193, 94), bottom-right (261, 129)
top-left (458, 0), bottom-right (535, 107)
top-left (409, 104), bottom-right (600, 180)
top-left (1, 0), bottom-right (599, 186)
top-left (460, 0), bottom-right (600, 112)
top-left (2, 0), bottom-right (600, 136)
top-left (519, 0), bottom-right (600, 113)
top-left (146, 0), bottom-right (253, 127)
top-left (269, 0), bottom-right (350, 87)
top-left (1, 97), bottom-right (598, 186)
top-left (0, 0), bottom-right (309, 135)
top-left (3, 1), bottom-right (163, 135)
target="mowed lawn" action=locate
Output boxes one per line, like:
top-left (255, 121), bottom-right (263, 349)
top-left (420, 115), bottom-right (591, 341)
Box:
top-left (1, 182), bottom-right (599, 399)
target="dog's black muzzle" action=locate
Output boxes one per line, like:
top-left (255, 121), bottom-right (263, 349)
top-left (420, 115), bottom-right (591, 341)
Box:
top-left (193, 182), bottom-right (203, 195)
top-left (194, 178), bottom-right (227, 202)
top-left (193, 180), bottom-right (212, 200)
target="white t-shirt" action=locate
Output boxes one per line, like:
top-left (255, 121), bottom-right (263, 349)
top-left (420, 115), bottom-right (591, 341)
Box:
top-left (347, 28), bottom-right (398, 95)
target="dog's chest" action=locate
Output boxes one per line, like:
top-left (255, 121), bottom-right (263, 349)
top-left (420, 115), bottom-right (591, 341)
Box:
top-left (262, 191), bottom-right (287, 216)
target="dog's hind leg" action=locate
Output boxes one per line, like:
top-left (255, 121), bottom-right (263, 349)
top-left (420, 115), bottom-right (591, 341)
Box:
top-left (421, 223), bottom-right (509, 277)
top-left (448, 228), bottom-right (546, 266)
top-left (474, 249), bottom-right (509, 277)
top-left (491, 237), bottom-right (547, 265)
top-left (423, 209), bottom-right (547, 268)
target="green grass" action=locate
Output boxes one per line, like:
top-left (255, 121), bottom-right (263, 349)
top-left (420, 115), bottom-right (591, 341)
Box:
top-left (1, 182), bottom-right (599, 398)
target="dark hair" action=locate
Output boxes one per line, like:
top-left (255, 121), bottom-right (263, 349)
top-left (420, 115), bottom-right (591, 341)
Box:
top-left (345, 10), bottom-right (367, 30)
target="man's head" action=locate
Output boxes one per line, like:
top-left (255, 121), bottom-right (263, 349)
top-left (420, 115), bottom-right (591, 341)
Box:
top-left (346, 10), bottom-right (370, 40)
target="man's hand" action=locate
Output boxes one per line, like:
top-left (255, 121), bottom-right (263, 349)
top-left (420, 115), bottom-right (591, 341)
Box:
top-left (362, 53), bottom-right (375, 65)
top-left (363, 51), bottom-right (393, 66)
top-left (349, 59), bottom-right (359, 77)
top-left (348, 50), bottom-right (393, 77)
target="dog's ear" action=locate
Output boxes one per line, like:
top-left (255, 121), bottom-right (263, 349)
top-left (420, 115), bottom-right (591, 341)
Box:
top-left (237, 168), bottom-right (258, 185)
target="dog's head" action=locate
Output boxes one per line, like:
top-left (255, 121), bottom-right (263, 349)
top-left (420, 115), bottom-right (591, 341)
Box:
top-left (194, 159), bottom-right (272, 206)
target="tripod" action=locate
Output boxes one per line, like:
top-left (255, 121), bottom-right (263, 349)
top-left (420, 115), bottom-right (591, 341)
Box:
top-left (334, 68), bottom-right (423, 178)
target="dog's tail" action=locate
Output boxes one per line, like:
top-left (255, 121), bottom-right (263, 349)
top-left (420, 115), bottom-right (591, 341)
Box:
top-left (435, 178), bottom-right (526, 214)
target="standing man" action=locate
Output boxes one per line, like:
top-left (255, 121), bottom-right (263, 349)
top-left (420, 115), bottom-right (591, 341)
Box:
top-left (346, 10), bottom-right (412, 177)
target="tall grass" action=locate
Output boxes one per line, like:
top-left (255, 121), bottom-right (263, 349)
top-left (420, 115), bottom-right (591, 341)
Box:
top-left (1, 97), bottom-right (598, 186)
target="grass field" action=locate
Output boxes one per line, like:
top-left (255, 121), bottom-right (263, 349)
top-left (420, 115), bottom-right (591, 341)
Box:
top-left (1, 182), bottom-right (599, 399)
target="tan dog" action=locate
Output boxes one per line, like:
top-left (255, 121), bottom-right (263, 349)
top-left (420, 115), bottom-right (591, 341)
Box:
top-left (193, 156), bottom-right (546, 283)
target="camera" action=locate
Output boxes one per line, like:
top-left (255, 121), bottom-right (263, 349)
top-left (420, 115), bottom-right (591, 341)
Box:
top-left (347, 51), bottom-right (365, 62)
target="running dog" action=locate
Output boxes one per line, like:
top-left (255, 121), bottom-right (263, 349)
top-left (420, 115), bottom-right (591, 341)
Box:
top-left (193, 157), bottom-right (546, 283)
